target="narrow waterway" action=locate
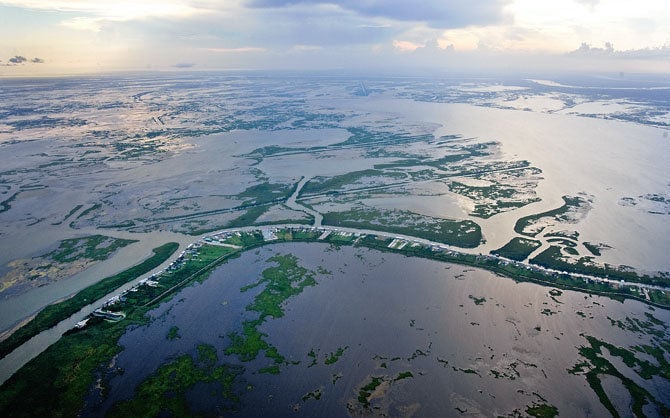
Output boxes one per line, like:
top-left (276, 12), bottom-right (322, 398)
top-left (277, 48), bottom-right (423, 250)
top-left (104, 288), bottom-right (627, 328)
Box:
top-left (0, 229), bottom-right (194, 384)
top-left (0, 229), bottom-right (195, 333)
top-left (1, 224), bottom-right (667, 386)
top-left (285, 176), bottom-right (323, 227)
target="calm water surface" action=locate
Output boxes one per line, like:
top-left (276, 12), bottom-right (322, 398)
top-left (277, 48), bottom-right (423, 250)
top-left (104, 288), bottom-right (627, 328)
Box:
top-left (86, 242), bottom-right (670, 417)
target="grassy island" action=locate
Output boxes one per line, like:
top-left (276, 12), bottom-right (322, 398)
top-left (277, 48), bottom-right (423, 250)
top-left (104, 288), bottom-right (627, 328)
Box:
top-left (1, 226), bottom-right (668, 417)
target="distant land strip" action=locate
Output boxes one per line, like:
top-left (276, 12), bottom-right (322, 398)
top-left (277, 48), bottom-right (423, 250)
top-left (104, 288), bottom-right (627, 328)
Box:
top-left (0, 242), bottom-right (178, 360)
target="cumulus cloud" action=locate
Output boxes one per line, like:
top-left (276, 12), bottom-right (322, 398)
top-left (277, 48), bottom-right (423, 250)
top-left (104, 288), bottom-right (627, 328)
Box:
top-left (235, 5), bottom-right (395, 48)
top-left (392, 40), bottom-right (423, 52)
top-left (568, 42), bottom-right (670, 59)
top-left (569, 42), bottom-right (614, 56)
top-left (618, 45), bottom-right (670, 60)
top-left (8, 55), bottom-right (28, 64)
top-left (2, 0), bottom-right (668, 74)
top-left (247, 0), bottom-right (510, 28)
top-left (1, 55), bottom-right (45, 66)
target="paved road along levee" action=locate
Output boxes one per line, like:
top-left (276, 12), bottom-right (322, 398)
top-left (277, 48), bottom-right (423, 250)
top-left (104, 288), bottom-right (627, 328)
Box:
top-left (1, 222), bottom-right (668, 386)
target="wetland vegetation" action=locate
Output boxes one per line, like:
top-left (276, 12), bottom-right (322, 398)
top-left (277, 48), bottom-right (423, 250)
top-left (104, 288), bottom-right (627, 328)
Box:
top-left (322, 207), bottom-right (482, 248)
top-left (108, 344), bottom-right (244, 417)
top-left (0, 241), bottom-right (244, 416)
top-left (0, 229), bottom-right (668, 417)
top-left (47, 235), bottom-right (138, 263)
top-left (1, 235), bottom-right (140, 296)
top-left (515, 195), bottom-right (590, 237)
top-left (0, 242), bottom-right (178, 360)
top-left (571, 334), bottom-right (670, 417)
top-left (226, 254), bottom-right (317, 367)
top-left (1, 74), bottom-right (669, 417)
top-left (530, 245), bottom-right (670, 287)
top-left (491, 237), bottom-right (543, 261)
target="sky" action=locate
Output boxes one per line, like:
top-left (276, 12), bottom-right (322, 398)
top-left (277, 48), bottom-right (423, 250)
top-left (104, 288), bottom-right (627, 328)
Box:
top-left (0, 0), bottom-right (669, 75)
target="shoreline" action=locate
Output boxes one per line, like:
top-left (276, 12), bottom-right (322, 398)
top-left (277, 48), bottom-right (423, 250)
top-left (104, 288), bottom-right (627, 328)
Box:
top-left (1, 224), bottom-right (668, 386)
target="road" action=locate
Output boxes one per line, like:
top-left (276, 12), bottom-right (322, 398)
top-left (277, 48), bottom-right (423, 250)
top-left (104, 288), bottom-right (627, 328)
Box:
top-left (1, 222), bottom-right (667, 385)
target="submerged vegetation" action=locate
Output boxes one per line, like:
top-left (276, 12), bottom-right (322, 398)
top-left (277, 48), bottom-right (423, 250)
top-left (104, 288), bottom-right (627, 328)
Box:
top-left (0, 227), bottom-right (668, 416)
top-left (1, 73), bottom-right (669, 416)
top-left (526, 403), bottom-right (559, 418)
top-left (351, 371), bottom-right (414, 411)
top-left (355, 376), bottom-right (385, 409)
top-left (324, 346), bottom-right (348, 365)
top-left (0, 242), bottom-right (240, 416)
top-left (109, 344), bottom-right (244, 417)
top-left (226, 254), bottom-right (317, 367)
top-left (571, 335), bottom-right (670, 417)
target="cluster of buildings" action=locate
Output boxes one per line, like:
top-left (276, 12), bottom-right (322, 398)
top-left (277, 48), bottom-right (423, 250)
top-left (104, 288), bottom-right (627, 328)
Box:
top-left (76, 241), bottom-right (209, 329)
top-left (74, 225), bottom-right (656, 331)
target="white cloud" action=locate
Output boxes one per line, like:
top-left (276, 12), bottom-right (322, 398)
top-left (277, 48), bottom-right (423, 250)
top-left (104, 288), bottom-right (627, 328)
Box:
top-left (60, 16), bottom-right (104, 32)
top-left (2, 0), bottom-right (669, 74)
top-left (392, 40), bottom-right (423, 52)
top-left (248, 0), bottom-right (511, 28)
top-left (1, 1), bottom-right (206, 18)
top-left (568, 42), bottom-right (670, 60)
top-left (0, 0), bottom-right (213, 31)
